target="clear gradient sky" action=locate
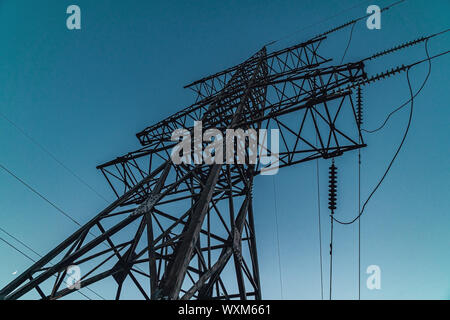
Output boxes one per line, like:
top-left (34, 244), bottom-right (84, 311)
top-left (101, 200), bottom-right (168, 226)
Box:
top-left (0, 0), bottom-right (449, 300)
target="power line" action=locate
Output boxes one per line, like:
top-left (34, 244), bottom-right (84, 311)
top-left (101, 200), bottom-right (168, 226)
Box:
top-left (0, 163), bottom-right (83, 227)
top-left (329, 212), bottom-right (334, 300)
top-left (340, 21), bottom-right (357, 65)
top-left (328, 159), bottom-right (337, 300)
top-left (0, 113), bottom-right (150, 280)
top-left (266, 0), bottom-right (373, 46)
top-left (315, 0), bottom-right (406, 39)
top-left (0, 111), bottom-right (110, 203)
top-left (272, 176), bottom-right (284, 299)
top-left (358, 138), bottom-right (362, 300)
top-left (0, 161), bottom-right (146, 283)
top-left (361, 73), bottom-right (428, 134)
top-left (0, 236), bottom-right (37, 264)
top-left (0, 227), bottom-right (42, 260)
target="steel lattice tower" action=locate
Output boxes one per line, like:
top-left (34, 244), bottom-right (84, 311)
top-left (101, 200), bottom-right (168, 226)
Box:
top-left (3, 15), bottom-right (441, 299)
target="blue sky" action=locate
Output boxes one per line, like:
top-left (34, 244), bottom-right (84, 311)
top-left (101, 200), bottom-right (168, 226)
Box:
top-left (0, 0), bottom-right (449, 300)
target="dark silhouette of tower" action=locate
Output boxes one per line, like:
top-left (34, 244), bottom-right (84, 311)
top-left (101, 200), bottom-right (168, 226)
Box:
top-left (2, 12), bottom-right (444, 299)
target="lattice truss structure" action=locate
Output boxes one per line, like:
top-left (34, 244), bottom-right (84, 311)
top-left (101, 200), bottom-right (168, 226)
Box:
top-left (2, 32), bottom-right (382, 300)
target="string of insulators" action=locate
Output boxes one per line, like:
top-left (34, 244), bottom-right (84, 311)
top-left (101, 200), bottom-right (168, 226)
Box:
top-left (328, 160), bottom-right (338, 215)
top-left (315, 19), bottom-right (357, 39)
top-left (362, 65), bottom-right (407, 85)
top-left (365, 36), bottom-right (427, 61)
top-left (357, 86), bottom-right (363, 127)
top-left (344, 64), bottom-right (408, 90)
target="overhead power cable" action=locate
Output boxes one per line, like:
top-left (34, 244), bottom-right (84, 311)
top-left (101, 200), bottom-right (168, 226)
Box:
top-left (265, 0), bottom-right (370, 46)
top-left (358, 148), bottom-right (362, 300)
top-left (0, 225), bottom-right (106, 299)
top-left (362, 69), bottom-right (430, 134)
top-left (0, 111), bottom-right (110, 203)
top-left (340, 21), bottom-right (357, 65)
top-left (356, 87), bottom-right (363, 300)
top-left (266, 0), bottom-right (405, 47)
top-left (0, 163), bottom-right (83, 227)
top-left (315, 135), bottom-right (324, 300)
top-left (0, 236), bottom-right (37, 264)
top-left (272, 177), bottom-right (284, 299)
top-left (363, 28), bottom-right (449, 62)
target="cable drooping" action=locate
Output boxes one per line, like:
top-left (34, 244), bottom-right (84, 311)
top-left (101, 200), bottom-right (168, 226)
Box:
top-left (328, 161), bottom-right (338, 214)
top-left (340, 21), bottom-right (357, 65)
top-left (363, 39), bottom-right (432, 134)
top-left (333, 65), bottom-right (420, 226)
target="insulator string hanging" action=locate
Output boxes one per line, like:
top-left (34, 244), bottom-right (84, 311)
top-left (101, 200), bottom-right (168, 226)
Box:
top-left (357, 86), bottom-right (363, 127)
top-left (328, 160), bottom-right (338, 214)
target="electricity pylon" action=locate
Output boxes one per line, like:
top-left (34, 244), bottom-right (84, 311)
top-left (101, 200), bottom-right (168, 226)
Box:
top-left (2, 15), bottom-right (443, 299)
